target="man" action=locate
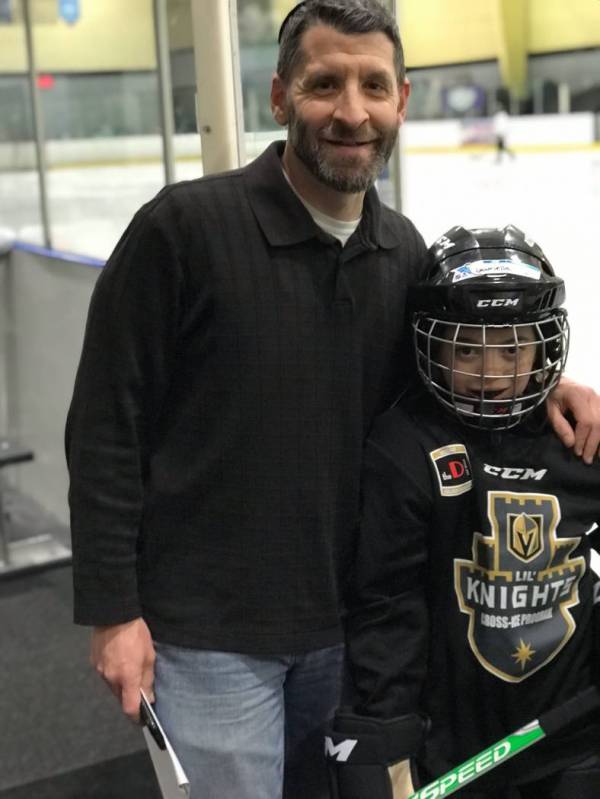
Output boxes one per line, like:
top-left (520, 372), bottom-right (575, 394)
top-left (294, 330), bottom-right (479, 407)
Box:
top-left (66, 2), bottom-right (600, 799)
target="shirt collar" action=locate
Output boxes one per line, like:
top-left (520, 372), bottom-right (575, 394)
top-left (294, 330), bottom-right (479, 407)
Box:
top-left (243, 141), bottom-right (403, 250)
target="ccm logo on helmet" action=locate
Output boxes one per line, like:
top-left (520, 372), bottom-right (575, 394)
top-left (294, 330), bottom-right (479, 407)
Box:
top-left (476, 298), bottom-right (520, 308)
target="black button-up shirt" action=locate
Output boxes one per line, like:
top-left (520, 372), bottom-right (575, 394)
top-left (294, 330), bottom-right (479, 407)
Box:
top-left (67, 141), bottom-right (428, 653)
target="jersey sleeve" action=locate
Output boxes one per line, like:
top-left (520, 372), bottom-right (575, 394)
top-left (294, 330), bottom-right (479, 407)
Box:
top-left (344, 408), bottom-right (433, 720)
top-left (66, 190), bottom-right (188, 625)
top-left (396, 218), bottom-right (429, 400)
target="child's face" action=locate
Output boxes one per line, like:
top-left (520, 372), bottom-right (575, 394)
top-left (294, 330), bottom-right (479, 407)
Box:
top-left (438, 324), bottom-right (538, 401)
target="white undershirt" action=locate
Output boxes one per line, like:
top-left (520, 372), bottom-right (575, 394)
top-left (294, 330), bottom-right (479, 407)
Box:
top-left (282, 168), bottom-right (362, 247)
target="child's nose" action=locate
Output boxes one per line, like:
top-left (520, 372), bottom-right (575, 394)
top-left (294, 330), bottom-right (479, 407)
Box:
top-left (483, 350), bottom-right (513, 378)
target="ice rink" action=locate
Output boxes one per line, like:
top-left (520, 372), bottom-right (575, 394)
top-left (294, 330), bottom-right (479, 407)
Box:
top-left (1, 144), bottom-right (599, 389)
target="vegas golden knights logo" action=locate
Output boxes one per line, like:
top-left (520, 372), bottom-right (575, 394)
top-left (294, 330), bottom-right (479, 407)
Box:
top-left (509, 512), bottom-right (543, 561)
top-left (455, 492), bottom-right (585, 682)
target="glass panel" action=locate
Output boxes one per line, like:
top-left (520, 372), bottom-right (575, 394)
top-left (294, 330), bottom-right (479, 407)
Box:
top-left (239, 0), bottom-right (278, 135)
top-left (237, 0), bottom-right (291, 162)
top-left (166, 0), bottom-right (202, 182)
top-left (32, 0), bottom-right (165, 260)
top-left (0, 13), bottom-right (42, 243)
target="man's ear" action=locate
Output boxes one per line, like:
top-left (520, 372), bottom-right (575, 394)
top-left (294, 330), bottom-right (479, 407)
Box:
top-left (271, 73), bottom-right (289, 127)
top-left (397, 78), bottom-right (411, 126)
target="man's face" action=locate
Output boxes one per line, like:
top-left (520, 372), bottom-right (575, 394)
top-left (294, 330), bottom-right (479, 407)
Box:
top-left (438, 324), bottom-right (538, 401)
top-left (272, 24), bottom-right (409, 193)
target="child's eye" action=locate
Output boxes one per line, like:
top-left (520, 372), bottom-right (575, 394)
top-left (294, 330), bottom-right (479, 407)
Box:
top-left (456, 345), bottom-right (476, 358)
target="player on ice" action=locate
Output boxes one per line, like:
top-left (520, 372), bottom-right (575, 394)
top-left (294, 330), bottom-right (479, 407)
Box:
top-left (327, 226), bottom-right (600, 798)
top-left (492, 106), bottom-right (515, 163)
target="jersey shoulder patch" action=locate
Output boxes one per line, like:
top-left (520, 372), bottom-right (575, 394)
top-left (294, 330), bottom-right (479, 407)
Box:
top-left (429, 443), bottom-right (472, 497)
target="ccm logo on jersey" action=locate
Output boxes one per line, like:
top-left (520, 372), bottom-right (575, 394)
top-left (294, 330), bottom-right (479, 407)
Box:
top-left (324, 737), bottom-right (357, 762)
top-left (476, 298), bottom-right (519, 308)
top-left (430, 444), bottom-right (472, 497)
top-left (484, 464), bottom-right (547, 481)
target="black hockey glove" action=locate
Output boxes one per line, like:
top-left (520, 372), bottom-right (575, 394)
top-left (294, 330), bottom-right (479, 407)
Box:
top-left (325, 710), bottom-right (429, 799)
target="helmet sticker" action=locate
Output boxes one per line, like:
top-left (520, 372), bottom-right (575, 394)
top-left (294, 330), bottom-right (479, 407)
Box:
top-left (451, 260), bottom-right (542, 283)
top-left (435, 234), bottom-right (456, 251)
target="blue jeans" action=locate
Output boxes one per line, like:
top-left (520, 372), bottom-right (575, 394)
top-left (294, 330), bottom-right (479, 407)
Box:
top-left (153, 641), bottom-right (344, 799)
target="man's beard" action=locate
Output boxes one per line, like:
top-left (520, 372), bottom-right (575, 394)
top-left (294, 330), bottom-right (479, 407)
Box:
top-left (287, 108), bottom-right (398, 194)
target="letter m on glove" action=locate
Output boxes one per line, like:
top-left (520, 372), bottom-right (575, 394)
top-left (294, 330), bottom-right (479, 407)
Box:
top-left (325, 736), bottom-right (358, 762)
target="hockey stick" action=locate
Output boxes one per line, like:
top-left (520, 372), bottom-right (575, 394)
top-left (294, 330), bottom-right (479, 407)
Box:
top-left (408, 686), bottom-right (600, 799)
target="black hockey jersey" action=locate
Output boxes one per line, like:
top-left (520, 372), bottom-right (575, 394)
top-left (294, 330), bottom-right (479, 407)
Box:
top-left (345, 392), bottom-right (600, 788)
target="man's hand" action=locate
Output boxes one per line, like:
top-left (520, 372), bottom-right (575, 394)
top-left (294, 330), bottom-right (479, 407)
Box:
top-left (546, 377), bottom-right (600, 464)
top-left (90, 617), bottom-right (155, 723)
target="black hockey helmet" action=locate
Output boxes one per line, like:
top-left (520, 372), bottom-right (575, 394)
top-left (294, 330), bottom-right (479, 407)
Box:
top-left (410, 225), bottom-right (570, 430)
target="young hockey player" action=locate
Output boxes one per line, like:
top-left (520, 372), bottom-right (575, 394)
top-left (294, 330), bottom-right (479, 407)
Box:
top-left (327, 226), bottom-right (600, 799)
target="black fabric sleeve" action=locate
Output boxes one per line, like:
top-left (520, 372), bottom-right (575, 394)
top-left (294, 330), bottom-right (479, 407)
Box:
top-left (66, 191), bottom-right (187, 625)
top-left (344, 409), bottom-right (433, 720)
top-left (402, 223), bottom-right (429, 396)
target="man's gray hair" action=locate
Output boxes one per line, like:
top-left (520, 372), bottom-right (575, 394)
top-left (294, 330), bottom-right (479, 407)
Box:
top-left (277, 0), bottom-right (405, 84)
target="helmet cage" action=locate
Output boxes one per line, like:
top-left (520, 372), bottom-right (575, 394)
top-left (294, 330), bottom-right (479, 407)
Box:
top-left (413, 310), bottom-right (569, 430)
